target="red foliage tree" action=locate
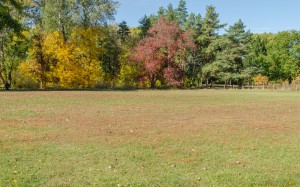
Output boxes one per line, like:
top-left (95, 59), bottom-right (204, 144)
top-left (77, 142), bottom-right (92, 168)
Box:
top-left (133, 17), bottom-right (195, 88)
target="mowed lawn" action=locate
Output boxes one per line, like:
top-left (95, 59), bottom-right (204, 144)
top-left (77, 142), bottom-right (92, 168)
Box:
top-left (1, 90), bottom-right (300, 187)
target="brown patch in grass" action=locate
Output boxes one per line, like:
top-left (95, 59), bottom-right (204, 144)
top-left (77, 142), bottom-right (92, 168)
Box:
top-left (1, 91), bottom-right (300, 149)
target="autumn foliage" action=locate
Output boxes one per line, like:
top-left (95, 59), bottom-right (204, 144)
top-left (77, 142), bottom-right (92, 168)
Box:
top-left (133, 17), bottom-right (195, 88)
top-left (4, 1), bottom-right (300, 90)
top-left (253, 74), bottom-right (269, 85)
top-left (21, 28), bottom-right (103, 88)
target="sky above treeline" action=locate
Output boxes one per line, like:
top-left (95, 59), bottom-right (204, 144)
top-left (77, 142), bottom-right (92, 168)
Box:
top-left (115, 0), bottom-right (300, 33)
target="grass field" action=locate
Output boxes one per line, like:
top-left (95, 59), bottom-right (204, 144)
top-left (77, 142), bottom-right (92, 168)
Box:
top-left (1, 90), bottom-right (300, 187)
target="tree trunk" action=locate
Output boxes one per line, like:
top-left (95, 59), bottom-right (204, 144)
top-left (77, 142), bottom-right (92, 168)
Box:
top-left (197, 77), bottom-right (202, 88)
top-left (288, 77), bottom-right (292, 85)
top-left (0, 34), bottom-right (7, 87)
top-left (5, 83), bottom-right (10, 90)
top-left (238, 79), bottom-right (243, 88)
top-left (0, 34), bottom-right (4, 82)
top-left (34, 33), bottom-right (46, 89)
top-left (206, 78), bottom-right (209, 88)
top-left (150, 76), bottom-right (156, 89)
top-left (0, 73), bottom-right (5, 85)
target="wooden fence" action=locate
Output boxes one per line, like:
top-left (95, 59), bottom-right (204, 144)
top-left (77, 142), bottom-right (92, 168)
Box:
top-left (204, 84), bottom-right (300, 91)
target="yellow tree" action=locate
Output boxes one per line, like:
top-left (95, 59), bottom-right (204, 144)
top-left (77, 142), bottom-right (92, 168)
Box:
top-left (24, 28), bottom-right (104, 89)
top-left (45, 29), bottom-right (103, 88)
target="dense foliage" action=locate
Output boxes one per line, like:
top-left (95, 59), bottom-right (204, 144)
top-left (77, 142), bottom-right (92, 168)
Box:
top-left (1, 0), bottom-right (300, 89)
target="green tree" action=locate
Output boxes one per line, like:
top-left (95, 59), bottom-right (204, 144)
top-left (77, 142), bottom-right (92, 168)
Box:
top-left (0, 0), bottom-right (22, 33)
top-left (74, 0), bottom-right (119, 28)
top-left (176, 0), bottom-right (188, 26)
top-left (243, 34), bottom-right (269, 83)
top-left (42, 0), bottom-right (75, 41)
top-left (157, 7), bottom-right (165, 18)
top-left (183, 13), bottom-right (202, 32)
top-left (183, 13), bottom-right (202, 87)
top-left (42, 0), bottom-right (118, 38)
top-left (118, 21), bottom-right (130, 42)
top-left (203, 20), bottom-right (252, 86)
top-left (198, 5), bottom-right (226, 63)
top-left (165, 4), bottom-right (176, 22)
top-left (0, 32), bottom-right (29, 89)
top-left (0, 0), bottom-right (24, 89)
top-left (99, 26), bottom-right (121, 87)
top-left (197, 5), bottom-right (226, 86)
top-left (138, 15), bottom-right (151, 37)
top-left (266, 31), bottom-right (300, 83)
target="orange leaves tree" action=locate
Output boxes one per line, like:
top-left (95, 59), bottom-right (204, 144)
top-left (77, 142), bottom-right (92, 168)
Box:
top-left (133, 17), bottom-right (195, 88)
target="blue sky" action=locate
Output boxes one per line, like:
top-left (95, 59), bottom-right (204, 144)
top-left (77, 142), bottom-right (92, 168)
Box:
top-left (115, 0), bottom-right (300, 33)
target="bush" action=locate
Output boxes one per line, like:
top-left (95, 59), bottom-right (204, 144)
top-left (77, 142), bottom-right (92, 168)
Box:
top-left (253, 74), bottom-right (269, 85)
top-left (13, 61), bottom-right (40, 89)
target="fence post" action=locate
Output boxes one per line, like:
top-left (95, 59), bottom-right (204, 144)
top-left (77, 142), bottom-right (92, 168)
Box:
top-left (296, 85), bottom-right (298, 92)
top-left (273, 84), bottom-right (275, 91)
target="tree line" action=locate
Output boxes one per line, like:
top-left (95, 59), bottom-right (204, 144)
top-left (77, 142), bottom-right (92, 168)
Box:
top-left (1, 0), bottom-right (300, 90)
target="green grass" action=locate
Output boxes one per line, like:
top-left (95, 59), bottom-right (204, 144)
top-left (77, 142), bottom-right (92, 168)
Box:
top-left (1, 90), bottom-right (300, 186)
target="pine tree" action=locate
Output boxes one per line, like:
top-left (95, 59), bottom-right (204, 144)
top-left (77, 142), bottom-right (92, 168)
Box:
top-left (118, 21), bottom-right (130, 42)
top-left (100, 26), bottom-right (122, 87)
top-left (165, 4), bottom-right (176, 22)
top-left (157, 7), bottom-right (165, 18)
top-left (176, 0), bottom-right (188, 26)
top-left (138, 15), bottom-right (151, 37)
top-left (204, 19), bottom-right (252, 86)
top-left (197, 5), bottom-right (226, 86)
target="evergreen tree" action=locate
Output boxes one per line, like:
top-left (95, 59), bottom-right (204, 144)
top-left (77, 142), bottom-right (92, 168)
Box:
top-left (148, 14), bottom-right (158, 26)
top-left (99, 26), bottom-right (122, 87)
top-left (118, 21), bottom-right (130, 42)
top-left (183, 13), bottom-right (202, 33)
top-left (203, 20), bottom-right (252, 86)
top-left (176, 0), bottom-right (188, 26)
top-left (157, 6), bottom-right (165, 18)
top-left (197, 5), bottom-right (226, 86)
top-left (138, 15), bottom-right (151, 37)
top-left (165, 4), bottom-right (176, 22)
